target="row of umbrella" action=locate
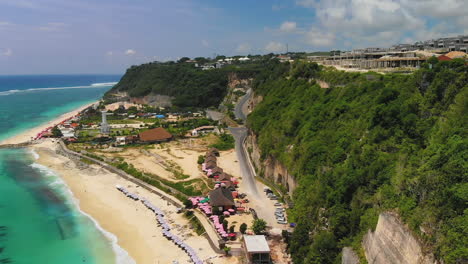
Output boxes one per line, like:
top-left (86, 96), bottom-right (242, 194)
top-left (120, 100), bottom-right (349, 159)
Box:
top-left (116, 185), bottom-right (203, 264)
top-left (209, 215), bottom-right (235, 239)
top-left (34, 114), bottom-right (79, 140)
top-left (116, 185), bottom-right (140, 200)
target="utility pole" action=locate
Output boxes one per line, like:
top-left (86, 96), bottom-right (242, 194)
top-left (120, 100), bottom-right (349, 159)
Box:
top-left (286, 43), bottom-right (289, 54)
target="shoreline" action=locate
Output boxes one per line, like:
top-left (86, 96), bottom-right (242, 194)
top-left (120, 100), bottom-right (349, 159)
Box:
top-left (31, 140), bottom-right (228, 264)
top-left (0, 101), bottom-right (98, 145)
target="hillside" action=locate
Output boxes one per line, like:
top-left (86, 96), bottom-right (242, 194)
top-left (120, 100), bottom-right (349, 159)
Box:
top-left (105, 62), bottom-right (229, 108)
top-left (105, 57), bottom-right (279, 108)
top-left (247, 59), bottom-right (467, 263)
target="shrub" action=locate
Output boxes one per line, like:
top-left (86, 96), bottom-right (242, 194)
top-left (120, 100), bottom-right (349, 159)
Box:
top-left (240, 223), bottom-right (248, 234)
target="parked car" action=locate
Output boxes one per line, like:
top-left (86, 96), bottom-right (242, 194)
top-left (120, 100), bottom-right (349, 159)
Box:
top-left (274, 202), bottom-right (282, 206)
top-left (270, 197), bottom-right (279, 200)
top-left (277, 220), bottom-right (287, 224)
top-left (275, 208), bottom-right (285, 212)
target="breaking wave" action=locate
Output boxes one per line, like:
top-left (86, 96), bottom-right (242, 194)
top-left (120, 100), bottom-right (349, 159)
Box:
top-left (0, 82), bottom-right (118, 96)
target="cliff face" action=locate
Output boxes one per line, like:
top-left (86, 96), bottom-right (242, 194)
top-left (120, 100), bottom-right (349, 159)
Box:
top-left (227, 72), bottom-right (252, 89)
top-left (245, 129), bottom-right (298, 194)
top-left (244, 92), bottom-right (297, 194)
top-left (363, 212), bottom-right (437, 264)
top-left (129, 94), bottom-right (173, 107)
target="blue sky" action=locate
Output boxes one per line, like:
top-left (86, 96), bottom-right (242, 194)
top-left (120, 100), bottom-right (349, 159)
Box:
top-left (0, 0), bottom-right (466, 74)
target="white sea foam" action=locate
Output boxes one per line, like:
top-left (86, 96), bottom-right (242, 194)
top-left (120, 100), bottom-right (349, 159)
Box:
top-left (29, 149), bottom-right (40, 160)
top-left (0, 82), bottom-right (118, 97)
top-left (91, 82), bottom-right (118, 87)
top-left (29, 160), bottom-right (135, 264)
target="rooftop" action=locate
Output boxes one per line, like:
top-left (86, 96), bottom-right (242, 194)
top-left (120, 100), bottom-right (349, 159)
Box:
top-left (209, 187), bottom-right (234, 207)
top-left (244, 235), bottom-right (270, 253)
top-left (139, 127), bottom-right (172, 142)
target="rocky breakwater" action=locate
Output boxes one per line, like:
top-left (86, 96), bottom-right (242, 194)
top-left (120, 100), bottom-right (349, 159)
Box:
top-left (363, 212), bottom-right (437, 264)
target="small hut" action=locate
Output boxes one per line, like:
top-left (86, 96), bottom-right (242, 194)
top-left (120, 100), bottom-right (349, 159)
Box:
top-left (211, 167), bottom-right (224, 177)
top-left (209, 148), bottom-right (220, 157)
top-left (209, 187), bottom-right (235, 211)
top-left (205, 156), bottom-right (217, 163)
top-left (205, 160), bottom-right (217, 170)
top-left (217, 172), bottom-right (232, 182)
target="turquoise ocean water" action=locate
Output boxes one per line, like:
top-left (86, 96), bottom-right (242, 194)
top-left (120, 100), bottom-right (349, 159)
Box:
top-left (0, 75), bottom-right (133, 264)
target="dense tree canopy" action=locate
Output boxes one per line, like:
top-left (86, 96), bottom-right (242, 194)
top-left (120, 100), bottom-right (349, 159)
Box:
top-left (106, 62), bottom-right (228, 108)
top-left (106, 57), bottom-right (284, 108)
top-left (248, 60), bottom-right (467, 263)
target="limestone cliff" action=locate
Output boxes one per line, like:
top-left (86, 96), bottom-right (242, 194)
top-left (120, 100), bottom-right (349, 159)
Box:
top-left (128, 94), bottom-right (173, 107)
top-left (244, 92), bottom-right (297, 194)
top-left (245, 128), bottom-right (298, 194)
top-left (227, 72), bottom-right (252, 89)
top-left (363, 212), bottom-right (437, 264)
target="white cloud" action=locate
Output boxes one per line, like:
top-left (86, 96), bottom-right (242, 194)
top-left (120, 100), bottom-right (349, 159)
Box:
top-left (305, 28), bottom-right (336, 46)
top-left (125, 49), bottom-right (136, 55)
top-left (202, 40), bottom-right (209, 47)
top-left (402, 0), bottom-right (467, 18)
top-left (296, 0), bottom-right (317, 8)
top-left (265, 41), bottom-right (286, 53)
top-left (236, 43), bottom-right (251, 54)
top-left (1, 48), bottom-right (13, 56)
top-left (106, 51), bottom-right (113, 56)
top-left (279, 21), bottom-right (297, 33)
top-left (38, 22), bottom-right (66, 32)
top-left (0, 21), bottom-right (12, 26)
top-left (293, 0), bottom-right (463, 49)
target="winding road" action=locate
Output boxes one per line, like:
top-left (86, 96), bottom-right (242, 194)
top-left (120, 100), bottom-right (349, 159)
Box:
top-left (229, 89), bottom-right (283, 230)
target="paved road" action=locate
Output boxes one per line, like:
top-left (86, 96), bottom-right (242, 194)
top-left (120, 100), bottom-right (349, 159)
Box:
top-left (229, 126), bottom-right (259, 197)
top-left (229, 89), bottom-right (285, 230)
top-left (234, 88), bottom-right (251, 122)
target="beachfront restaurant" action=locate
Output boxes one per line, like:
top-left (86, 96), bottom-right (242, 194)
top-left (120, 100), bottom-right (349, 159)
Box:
top-left (209, 187), bottom-right (235, 211)
top-left (243, 235), bottom-right (271, 264)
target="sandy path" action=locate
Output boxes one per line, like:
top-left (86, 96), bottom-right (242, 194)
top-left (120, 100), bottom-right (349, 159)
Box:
top-left (32, 141), bottom-right (230, 264)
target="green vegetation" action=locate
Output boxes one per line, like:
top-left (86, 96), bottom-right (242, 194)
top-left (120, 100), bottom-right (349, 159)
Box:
top-left (106, 62), bottom-right (228, 108)
top-left (197, 155), bottom-right (205, 164)
top-left (223, 246), bottom-right (231, 256)
top-left (105, 55), bottom-right (286, 108)
top-left (240, 223), bottom-right (248, 234)
top-left (210, 133), bottom-right (235, 151)
top-left (248, 59), bottom-right (467, 263)
top-left (184, 210), bottom-right (206, 235)
top-left (113, 161), bottom-right (202, 200)
top-left (252, 219), bottom-right (267, 235)
top-left (51, 126), bottom-right (62, 137)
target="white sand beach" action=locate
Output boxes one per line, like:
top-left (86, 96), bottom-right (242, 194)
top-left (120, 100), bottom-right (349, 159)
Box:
top-left (32, 140), bottom-right (234, 264)
top-left (0, 101), bottom-right (97, 145)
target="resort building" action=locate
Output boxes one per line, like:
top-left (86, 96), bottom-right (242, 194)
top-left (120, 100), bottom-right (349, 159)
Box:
top-left (308, 35), bottom-right (468, 70)
top-left (209, 187), bottom-right (235, 211)
top-left (243, 235), bottom-right (271, 264)
top-left (100, 111), bottom-right (111, 134)
top-left (138, 127), bottom-right (173, 143)
top-left (189, 125), bottom-right (217, 137)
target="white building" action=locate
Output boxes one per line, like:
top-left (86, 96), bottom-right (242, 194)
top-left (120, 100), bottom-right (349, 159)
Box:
top-left (243, 235), bottom-right (271, 264)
